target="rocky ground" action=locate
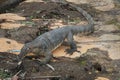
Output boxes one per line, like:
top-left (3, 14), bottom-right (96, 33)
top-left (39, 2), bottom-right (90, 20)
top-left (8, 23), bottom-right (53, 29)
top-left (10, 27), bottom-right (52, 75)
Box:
top-left (0, 0), bottom-right (120, 80)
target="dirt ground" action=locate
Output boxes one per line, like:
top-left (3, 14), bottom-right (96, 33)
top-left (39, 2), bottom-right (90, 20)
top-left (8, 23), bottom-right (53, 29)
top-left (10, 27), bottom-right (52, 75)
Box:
top-left (0, 48), bottom-right (120, 80)
top-left (0, 0), bottom-right (120, 80)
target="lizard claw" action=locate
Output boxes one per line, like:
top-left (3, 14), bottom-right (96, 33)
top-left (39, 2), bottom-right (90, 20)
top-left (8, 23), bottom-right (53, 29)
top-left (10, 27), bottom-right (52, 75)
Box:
top-left (65, 49), bottom-right (74, 55)
top-left (65, 49), bottom-right (81, 55)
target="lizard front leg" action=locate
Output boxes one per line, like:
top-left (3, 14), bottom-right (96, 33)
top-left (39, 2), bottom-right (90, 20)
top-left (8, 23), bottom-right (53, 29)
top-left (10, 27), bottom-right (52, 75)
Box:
top-left (65, 32), bottom-right (80, 55)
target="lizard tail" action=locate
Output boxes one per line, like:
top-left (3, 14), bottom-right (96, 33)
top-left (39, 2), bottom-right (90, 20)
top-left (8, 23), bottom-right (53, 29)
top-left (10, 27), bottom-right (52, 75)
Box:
top-left (51, 0), bottom-right (94, 33)
top-left (69, 3), bottom-right (94, 33)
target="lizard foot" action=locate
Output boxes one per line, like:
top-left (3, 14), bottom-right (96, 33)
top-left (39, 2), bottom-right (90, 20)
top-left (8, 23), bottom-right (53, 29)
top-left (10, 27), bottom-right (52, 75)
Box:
top-left (65, 49), bottom-right (81, 55)
top-left (34, 59), bottom-right (55, 71)
top-left (34, 59), bottom-right (46, 65)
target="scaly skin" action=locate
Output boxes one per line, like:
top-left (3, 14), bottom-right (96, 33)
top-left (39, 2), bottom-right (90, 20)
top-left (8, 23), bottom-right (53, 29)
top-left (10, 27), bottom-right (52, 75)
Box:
top-left (17, 1), bottom-right (94, 65)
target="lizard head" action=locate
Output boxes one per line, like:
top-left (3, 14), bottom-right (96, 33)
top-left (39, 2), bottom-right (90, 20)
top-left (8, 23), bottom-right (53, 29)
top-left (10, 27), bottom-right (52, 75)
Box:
top-left (17, 43), bottom-right (32, 61)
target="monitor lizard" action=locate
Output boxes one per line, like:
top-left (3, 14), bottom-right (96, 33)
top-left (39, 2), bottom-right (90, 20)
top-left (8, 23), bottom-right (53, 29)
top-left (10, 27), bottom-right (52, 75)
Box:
top-left (17, 1), bottom-right (94, 65)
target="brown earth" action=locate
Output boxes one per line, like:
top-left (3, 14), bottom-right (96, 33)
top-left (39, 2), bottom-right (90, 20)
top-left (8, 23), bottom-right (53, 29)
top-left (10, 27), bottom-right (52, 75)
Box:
top-left (0, 48), bottom-right (120, 80)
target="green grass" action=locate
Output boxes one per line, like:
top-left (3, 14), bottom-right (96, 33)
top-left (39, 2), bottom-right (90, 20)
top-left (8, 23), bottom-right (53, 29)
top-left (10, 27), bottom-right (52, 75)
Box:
top-left (0, 69), bottom-right (11, 79)
top-left (80, 60), bottom-right (87, 65)
top-left (75, 57), bottom-right (87, 66)
top-left (68, 17), bottom-right (81, 24)
top-left (21, 21), bottom-right (35, 26)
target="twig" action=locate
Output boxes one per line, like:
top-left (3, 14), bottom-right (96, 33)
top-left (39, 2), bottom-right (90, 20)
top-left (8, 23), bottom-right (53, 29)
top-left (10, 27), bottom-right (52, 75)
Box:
top-left (19, 71), bottom-right (27, 80)
top-left (14, 70), bottom-right (22, 76)
top-left (25, 75), bottom-right (61, 79)
top-left (46, 64), bottom-right (55, 71)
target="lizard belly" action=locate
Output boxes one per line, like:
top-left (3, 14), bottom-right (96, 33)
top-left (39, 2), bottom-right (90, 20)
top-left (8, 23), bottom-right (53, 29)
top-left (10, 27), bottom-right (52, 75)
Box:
top-left (52, 41), bottom-right (63, 51)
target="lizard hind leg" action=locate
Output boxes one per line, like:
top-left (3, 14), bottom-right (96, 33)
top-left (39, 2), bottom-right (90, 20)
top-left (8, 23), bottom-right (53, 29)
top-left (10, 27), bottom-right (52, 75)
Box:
top-left (65, 32), bottom-right (80, 55)
top-left (34, 52), bottom-right (55, 71)
top-left (35, 52), bottom-right (53, 65)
